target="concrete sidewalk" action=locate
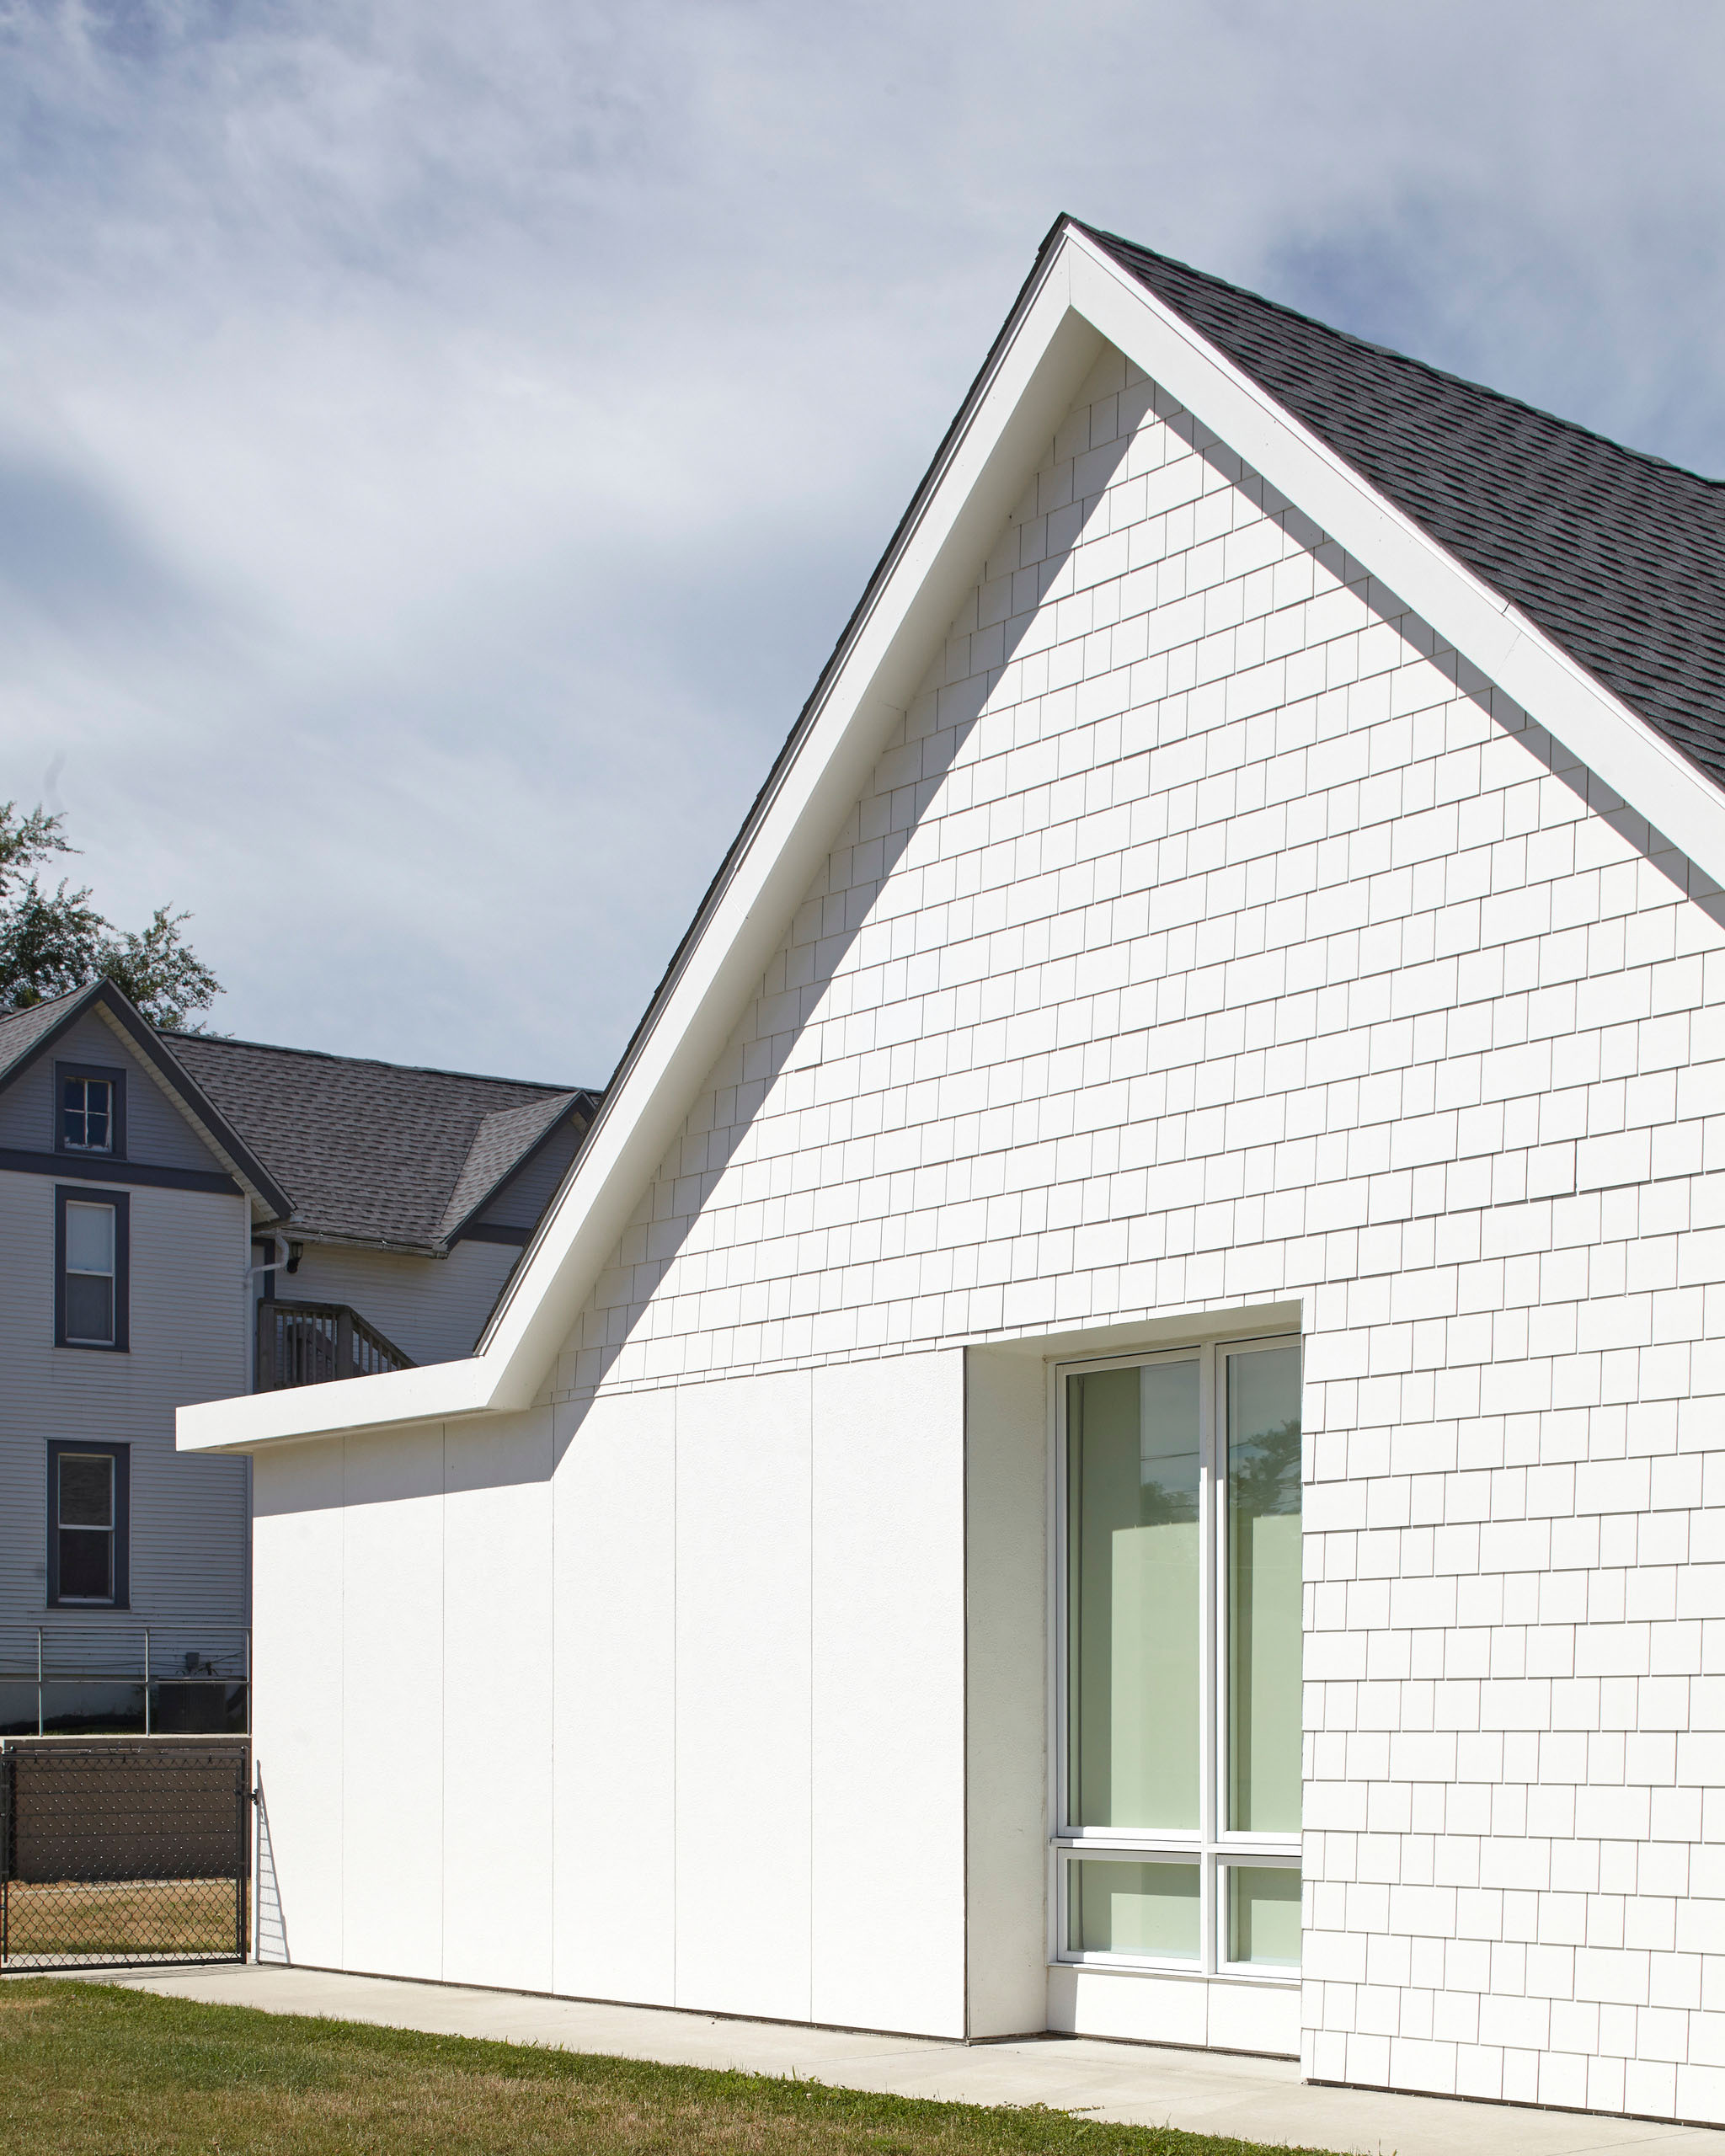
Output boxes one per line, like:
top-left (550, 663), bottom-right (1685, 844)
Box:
top-left (53, 1962), bottom-right (1725, 2156)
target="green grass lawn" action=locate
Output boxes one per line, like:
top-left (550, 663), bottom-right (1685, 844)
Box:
top-left (0, 1978), bottom-right (1342, 2156)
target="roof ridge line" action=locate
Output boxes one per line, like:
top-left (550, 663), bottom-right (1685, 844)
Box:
top-left (1076, 221), bottom-right (1725, 494)
top-left (161, 1027), bottom-right (589, 1094)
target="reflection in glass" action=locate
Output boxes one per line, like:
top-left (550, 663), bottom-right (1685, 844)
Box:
top-left (1226, 1348), bottom-right (1302, 1833)
top-left (1069, 1859), bottom-right (1200, 1960)
top-left (64, 1202), bottom-right (117, 1342)
top-left (1226, 1865), bottom-right (1301, 1967)
top-left (58, 1453), bottom-right (115, 1599)
top-left (1067, 1361), bottom-right (1200, 1831)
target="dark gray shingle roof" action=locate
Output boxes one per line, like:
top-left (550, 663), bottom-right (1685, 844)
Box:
top-left (434, 1093), bottom-right (574, 1245)
top-left (0, 989), bottom-right (88, 1085)
top-left (164, 1031), bottom-right (597, 1252)
top-left (1081, 225), bottom-right (1725, 792)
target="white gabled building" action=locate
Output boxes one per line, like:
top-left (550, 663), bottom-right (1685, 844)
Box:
top-left (183, 216), bottom-right (1725, 2125)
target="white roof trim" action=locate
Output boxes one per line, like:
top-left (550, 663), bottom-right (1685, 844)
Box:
top-left (178, 222), bottom-right (1725, 1455)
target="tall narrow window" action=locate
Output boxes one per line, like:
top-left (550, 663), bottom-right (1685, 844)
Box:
top-left (55, 1187), bottom-right (130, 1352)
top-left (46, 1441), bottom-right (130, 1608)
top-left (1057, 1336), bottom-right (1303, 1980)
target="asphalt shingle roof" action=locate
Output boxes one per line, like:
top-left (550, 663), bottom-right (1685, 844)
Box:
top-left (165, 1032), bottom-right (596, 1251)
top-left (0, 989), bottom-right (88, 1086)
top-left (1082, 225), bottom-right (1725, 793)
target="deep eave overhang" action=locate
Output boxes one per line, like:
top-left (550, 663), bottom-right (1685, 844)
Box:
top-left (179, 216), bottom-right (1725, 1456)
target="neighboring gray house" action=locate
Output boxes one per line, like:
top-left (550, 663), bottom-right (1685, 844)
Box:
top-left (166, 1031), bottom-right (598, 1376)
top-left (0, 977), bottom-right (595, 1736)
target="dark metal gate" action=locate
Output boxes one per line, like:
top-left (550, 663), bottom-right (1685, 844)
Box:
top-left (0, 1740), bottom-right (249, 1971)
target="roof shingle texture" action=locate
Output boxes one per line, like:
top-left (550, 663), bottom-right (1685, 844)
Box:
top-left (1083, 227), bottom-right (1725, 793)
top-left (166, 1032), bottom-right (590, 1251)
top-left (0, 990), bottom-right (88, 1085)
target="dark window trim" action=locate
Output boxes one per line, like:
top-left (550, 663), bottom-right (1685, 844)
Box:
top-left (54, 1060), bottom-right (127, 1161)
top-left (0, 1148), bottom-right (239, 1196)
top-left (45, 1438), bottom-right (131, 1609)
top-left (54, 1185), bottom-right (131, 1353)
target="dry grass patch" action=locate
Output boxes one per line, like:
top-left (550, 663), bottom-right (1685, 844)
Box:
top-left (1, 1878), bottom-right (238, 1961)
top-left (0, 1979), bottom-right (1343, 2156)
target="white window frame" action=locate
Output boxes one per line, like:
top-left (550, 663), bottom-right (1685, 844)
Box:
top-left (61, 1075), bottom-right (115, 1154)
top-left (1049, 1332), bottom-right (1302, 1984)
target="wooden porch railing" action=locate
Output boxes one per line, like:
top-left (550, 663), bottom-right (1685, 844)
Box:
top-left (254, 1299), bottom-right (415, 1390)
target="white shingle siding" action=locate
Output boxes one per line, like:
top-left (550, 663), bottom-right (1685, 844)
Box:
top-left (533, 344), bottom-right (1725, 2116)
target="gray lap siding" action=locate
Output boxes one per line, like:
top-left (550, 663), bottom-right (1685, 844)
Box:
top-left (0, 1168), bottom-right (251, 1637)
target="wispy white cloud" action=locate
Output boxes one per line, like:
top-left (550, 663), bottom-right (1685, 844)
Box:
top-left (0, 0), bottom-right (1722, 1077)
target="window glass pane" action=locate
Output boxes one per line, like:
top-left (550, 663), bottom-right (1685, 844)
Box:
top-left (1067, 1360), bottom-right (1200, 1831)
top-left (1069, 1859), bottom-right (1199, 1960)
top-left (66, 1202), bottom-right (115, 1273)
top-left (59, 1454), bottom-right (114, 1528)
top-left (59, 1527), bottom-right (113, 1600)
top-left (62, 1076), bottom-right (112, 1150)
top-left (1226, 1345), bottom-right (1302, 1833)
top-left (1226, 1865), bottom-right (1301, 1968)
top-left (65, 1273), bottom-right (115, 1343)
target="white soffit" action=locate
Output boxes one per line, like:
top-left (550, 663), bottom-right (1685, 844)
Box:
top-left (178, 223), bottom-right (1725, 1457)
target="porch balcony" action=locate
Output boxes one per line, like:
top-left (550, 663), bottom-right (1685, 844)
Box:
top-left (254, 1299), bottom-right (415, 1391)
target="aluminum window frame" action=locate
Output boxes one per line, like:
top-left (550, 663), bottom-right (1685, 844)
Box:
top-left (1049, 1332), bottom-right (1302, 1984)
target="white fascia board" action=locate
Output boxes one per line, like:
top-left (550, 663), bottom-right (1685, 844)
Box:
top-left (1061, 232), bottom-right (1725, 887)
top-left (176, 239), bottom-right (1106, 1457)
top-left (178, 1353), bottom-right (492, 1453)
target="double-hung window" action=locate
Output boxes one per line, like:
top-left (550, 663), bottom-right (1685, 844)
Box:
top-left (1055, 1336), bottom-right (1302, 1979)
top-left (55, 1187), bottom-right (130, 1351)
top-left (46, 1441), bottom-right (130, 1607)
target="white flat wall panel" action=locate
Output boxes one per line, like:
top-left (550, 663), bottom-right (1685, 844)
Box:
top-left (811, 1353), bottom-right (966, 2036)
top-left (674, 1370), bottom-right (813, 2021)
top-left (340, 1427), bottom-right (445, 1980)
top-left (552, 1388), bottom-right (677, 2006)
top-left (253, 1443), bottom-right (345, 1967)
top-left (441, 1409), bottom-right (555, 1993)
top-left (1045, 1967), bottom-right (1297, 2055)
top-left (1047, 1967), bottom-right (1210, 2047)
top-left (1208, 1981), bottom-right (1302, 2058)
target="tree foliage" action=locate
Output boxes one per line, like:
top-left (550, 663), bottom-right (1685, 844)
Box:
top-left (0, 801), bottom-right (222, 1032)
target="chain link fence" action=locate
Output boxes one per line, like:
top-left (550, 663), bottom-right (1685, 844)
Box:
top-left (0, 1740), bottom-right (249, 1971)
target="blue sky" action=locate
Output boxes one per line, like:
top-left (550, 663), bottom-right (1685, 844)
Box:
top-left (2, 1), bottom-right (1722, 1083)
